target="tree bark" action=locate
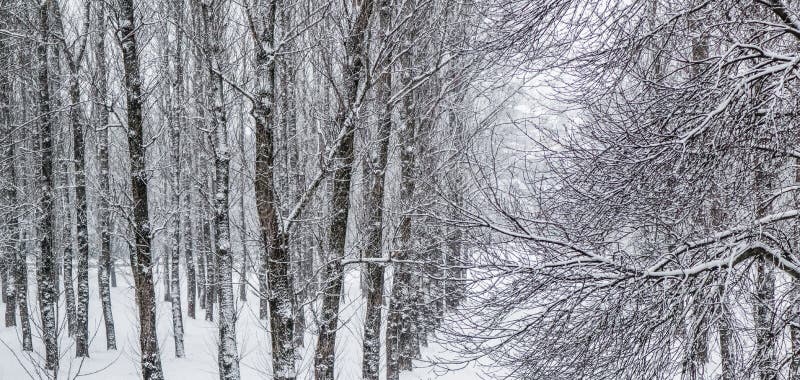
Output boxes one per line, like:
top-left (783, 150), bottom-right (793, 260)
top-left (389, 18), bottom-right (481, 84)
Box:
top-left (69, 42), bottom-right (91, 361)
top-left (0, 47), bottom-right (16, 328)
top-left (93, 0), bottom-right (116, 351)
top-left (36, 2), bottom-right (59, 376)
top-left (167, 0), bottom-right (186, 357)
top-left (361, 2), bottom-right (393, 378)
top-left (199, 1), bottom-right (241, 377)
top-left (185, 150), bottom-right (197, 319)
top-left (314, 1), bottom-right (374, 378)
top-left (118, 0), bottom-right (165, 376)
top-left (387, 11), bottom-right (420, 378)
top-left (251, 0), bottom-right (297, 378)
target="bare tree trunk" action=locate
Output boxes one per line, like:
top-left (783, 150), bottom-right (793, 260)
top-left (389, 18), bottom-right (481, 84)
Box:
top-left (93, 0), bottom-right (116, 351)
top-left (754, 159), bottom-right (776, 380)
top-left (314, 1), bottom-right (374, 378)
top-left (387, 17), bottom-right (419, 380)
top-left (166, 0), bottom-right (186, 357)
top-left (238, 125), bottom-right (248, 302)
top-left (118, 0), bottom-right (165, 376)
top-left (17, 229), bottom-right (32, 352)
top-left (197, 206), bottom-right (207, 311)
top-left (68, 45), bottom-right (91, 361)
top-left (13, 79), bottom-right (31, 349)
top-left (36, 2), bottom-right (59, 376)
top-left (251, 1), bottom-right (297, 378)
top-left (163, 248), bottom-right (171, 302)
top-left (200, 3), bottom-right (240, 376)
top-left (252, 0), bottom-right (279, 323)
top-left (204, 206), bottom-right (215, 321)
top-left (184, 151), bottom-right (197, 319)
top-left (0, 53), bottom-right (16, 328)
top-left (61, 190), bottom-right (77, 337)
top-left (719, 296), bottom-right (733, 380)
top-left (362, 3), bottom-right (393, 378)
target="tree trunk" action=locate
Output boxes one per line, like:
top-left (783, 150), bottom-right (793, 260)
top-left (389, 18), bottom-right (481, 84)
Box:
top-left (0, 55), bottom-right (16, 328)
top-left (314, 1), bottom-right (374, 378)
top-left (36, 2), bottom-right (59, 376)
top-left (61, 191), bottom-right (77, 337)
top-left (251, 0), bottom-right (279, 323)
top-left (204, 209), bottom-right (215, 321)
top-left (251, 0), bottom-right (297, 378)
top-left (201, 3), bottom-right (240, 376)
top-left (167, 0), bottom-right (186, 357)
top-left (197, 208), bottom-right (207, 311)
top-left (68, 52), bottom-right (91, 360)
top-left (184, 152), bottom-right (197, 319)
top-left (93, 0), bottom-right (116, 351)
top-left (118, 0), bottom-right (165, 376)
top-left (238, 118), bottom-right (248, 302)
top-left (17, 229), bottom-right (32, 352)
top-left (386, 21), bottom-right (419, 380)
top-left (361, 3), bottom-right (393, 378)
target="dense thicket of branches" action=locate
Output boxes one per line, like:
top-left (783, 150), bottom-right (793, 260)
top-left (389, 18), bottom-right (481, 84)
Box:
top-left (446, 0), bottom-right (800, 379)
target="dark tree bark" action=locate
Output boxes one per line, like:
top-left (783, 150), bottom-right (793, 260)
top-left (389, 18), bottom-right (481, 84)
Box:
top-left (387, 11), bottom-right (420, 378)
top-left (36, 1), bottom-right (59, 376)
top-left (314, 0), bottom-right (375, 378)
top-left (0, 47), bottom-right (16, 329)
top-left (184, 149), bottom-right (197, 319)
top-left (60, 192), bottom-right (77, 337)
top-left (251, 0), bottom-right (279, 323)
top-left (65, 27), bottom-right (92, 360)
top-left (118, 0), bottom-right (165, 376)
top-left (251, 0), bottom-right (297, 378)
top-left (361, 2), bottom-right (393, 378)
top-left (16, 228), bottom-right (32, 352)
top-left (204, 193), bottom-right (216, 321)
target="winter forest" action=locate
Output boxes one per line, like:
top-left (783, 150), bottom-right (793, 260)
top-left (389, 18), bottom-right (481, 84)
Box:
top-left (4, 0), bottom-right (800, 379)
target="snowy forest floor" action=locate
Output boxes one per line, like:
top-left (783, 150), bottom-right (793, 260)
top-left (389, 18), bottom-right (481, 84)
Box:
top-left (0, 262), bottom-right (481, 379)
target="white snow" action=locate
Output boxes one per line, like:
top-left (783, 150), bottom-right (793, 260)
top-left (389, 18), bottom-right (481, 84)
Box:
top-left (0, 263), bottom-right (486, 379)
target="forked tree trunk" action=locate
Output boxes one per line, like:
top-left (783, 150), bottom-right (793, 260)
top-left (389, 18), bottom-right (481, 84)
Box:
top-left (314, 1), bottom-right (374, 378)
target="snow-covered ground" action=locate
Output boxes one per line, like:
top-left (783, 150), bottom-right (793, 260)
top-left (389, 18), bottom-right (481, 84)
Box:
top-left (0, 263), bottom-right (484, 379)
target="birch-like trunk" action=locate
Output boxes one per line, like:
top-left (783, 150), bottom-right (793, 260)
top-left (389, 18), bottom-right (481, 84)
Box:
top-left (93, 0), bottom-right (116, 351)
top-left (199, 1), bottom-right (240, 377)
top-left (166, 0), bottom-right (186, 357)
